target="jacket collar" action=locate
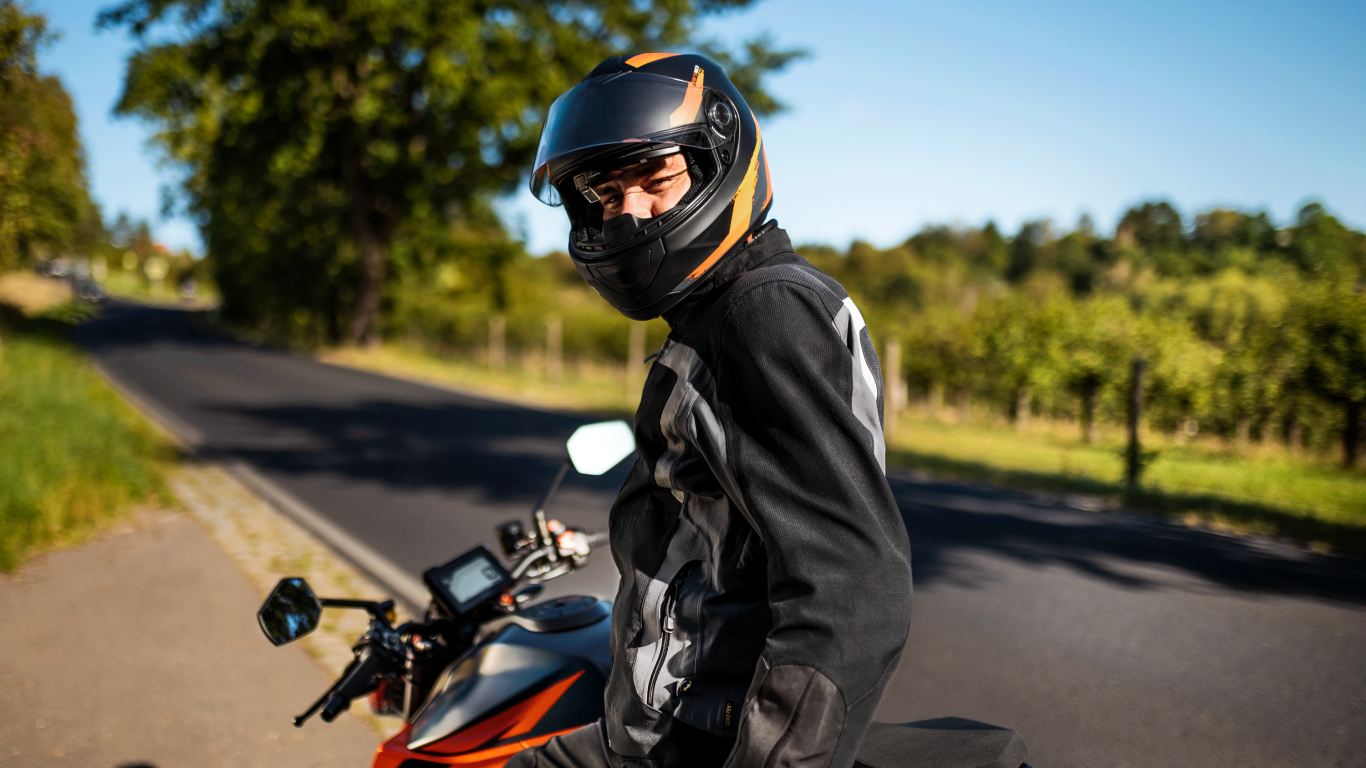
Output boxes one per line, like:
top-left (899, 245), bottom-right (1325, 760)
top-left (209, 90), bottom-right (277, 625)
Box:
top-left (662, 221), bottom-right (794, 330)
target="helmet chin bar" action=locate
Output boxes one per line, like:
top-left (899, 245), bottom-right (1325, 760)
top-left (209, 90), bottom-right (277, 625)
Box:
top-left (603, 214), bottom-right (650, 246)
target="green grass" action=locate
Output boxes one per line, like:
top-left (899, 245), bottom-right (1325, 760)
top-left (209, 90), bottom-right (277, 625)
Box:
top-left (0, 302), bottom-right (176, 571)
top-left (319, 342), bottom-right (640, 420)
top-left (101, 270), bottom-right (218, 306)
top-left (887, 411), bottom-right (1366, 554)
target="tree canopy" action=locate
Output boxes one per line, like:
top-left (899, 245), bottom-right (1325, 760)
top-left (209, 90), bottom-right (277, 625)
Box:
top-left (0, 1), bottom-right (100, 270)
top-left (103, 0), bottom-right (804, 344)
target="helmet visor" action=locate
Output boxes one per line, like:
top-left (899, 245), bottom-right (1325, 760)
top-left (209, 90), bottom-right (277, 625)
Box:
top-left (531, 72), bottom-right (722, 206)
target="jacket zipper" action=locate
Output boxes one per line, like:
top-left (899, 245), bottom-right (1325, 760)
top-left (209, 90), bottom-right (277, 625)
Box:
top-left (648, 566), bottom-right (691, 707)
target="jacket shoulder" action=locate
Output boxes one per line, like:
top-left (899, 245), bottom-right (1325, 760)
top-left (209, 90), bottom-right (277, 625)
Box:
top-left (721, 255), bottom-right (851, 324)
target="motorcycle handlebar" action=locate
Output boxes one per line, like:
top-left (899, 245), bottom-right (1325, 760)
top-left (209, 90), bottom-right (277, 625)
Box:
top-left (319, 646), bottom-right (389, 723)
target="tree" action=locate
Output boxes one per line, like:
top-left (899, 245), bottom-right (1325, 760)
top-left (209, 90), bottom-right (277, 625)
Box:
top-left (0, 2), bottom-right (98, 269)
top-left (1117, 201), bottom-right (1184, 252)
top-left (1294, 281), bottom-right (1366, 468)
top-left (102, 0), bottom-right (803, 345)
top-left (1006, 219), bottom-right (1050, 283)
top-left (1055, 296), bottom-right (1138, 442)
top-left (1286, 202), bottom-right (1365, 278)
top-left (976, 293), bottom-right (1064, 428)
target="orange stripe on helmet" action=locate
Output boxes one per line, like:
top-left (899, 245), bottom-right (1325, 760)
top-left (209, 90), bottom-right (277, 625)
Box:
top-left (625, 52), bottom-right (678, 68)
top-left (760, 142), bottom-right (773, 209)
top-left (685, 114), bottom-right (763, 281)
top-left (668, 66), bottom-right (706, 127)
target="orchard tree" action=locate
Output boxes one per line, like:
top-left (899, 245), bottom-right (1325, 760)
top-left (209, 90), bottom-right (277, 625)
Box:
top-left (1287, 203), bottom-right (1366, 278)
top-left (1294, 281), bottom-right (1366, 468)
top-left (102, 0), bottom-right (802, 345)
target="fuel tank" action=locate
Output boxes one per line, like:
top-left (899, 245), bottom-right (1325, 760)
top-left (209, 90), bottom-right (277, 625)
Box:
top-left (403, 596), bottom-right (611, 757)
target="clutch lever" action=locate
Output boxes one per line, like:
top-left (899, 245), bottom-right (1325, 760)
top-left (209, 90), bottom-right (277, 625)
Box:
top-left (291, 657), bottom-right (355, 727)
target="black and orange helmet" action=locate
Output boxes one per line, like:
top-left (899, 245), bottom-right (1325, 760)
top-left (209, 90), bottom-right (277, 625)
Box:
top-left (530, 53), bottom-right (773, 321)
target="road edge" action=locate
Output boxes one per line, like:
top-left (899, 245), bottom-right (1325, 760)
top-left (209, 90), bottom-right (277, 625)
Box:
top-left (89, 357), bottom-right (428, 612)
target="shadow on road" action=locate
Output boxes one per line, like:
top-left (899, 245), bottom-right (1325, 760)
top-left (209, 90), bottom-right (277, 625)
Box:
top-left (894, 475), bottom-right (1366, 607)
top-left (79, 301), bottom-right (1366, 609)
top-left (201, 399), bottom-right (631, 504)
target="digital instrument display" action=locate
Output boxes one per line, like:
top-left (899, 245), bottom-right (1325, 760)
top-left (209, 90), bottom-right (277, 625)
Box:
top-left (422, 546), bottom-right (514, 617)
top-left (445, 557), bottom-right (505, 604)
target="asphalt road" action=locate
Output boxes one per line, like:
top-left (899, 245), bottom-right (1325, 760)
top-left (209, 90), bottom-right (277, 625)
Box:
top-left (81, 302), bottom-right (1366, 768)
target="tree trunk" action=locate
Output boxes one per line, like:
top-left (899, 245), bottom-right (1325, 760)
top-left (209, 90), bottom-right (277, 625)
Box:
top-left (341, 122), bottom-right (389, 348)
top-left (1126, 358), bottom-right (1145, 487)
top-left (1080, 384), bottom-right (1099, 444)
top-left (1236, 417), bottom-right (1251, 451)
top-left (347, 229), bottom-right (387, 347)
top-left (546, 315), bottom-right (562, 383)
top-left (1287, 414), bottom-right (1303, 454)
top-left (928, 382), bottom-right (944, 419)
top-left (1345, 401), bottom-right (1362, 470)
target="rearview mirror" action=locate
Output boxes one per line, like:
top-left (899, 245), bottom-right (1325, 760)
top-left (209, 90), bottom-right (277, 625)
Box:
top-left (566, 420), bottom-right (636, 476)
top-left (257, 577), bottom-right (322, 646)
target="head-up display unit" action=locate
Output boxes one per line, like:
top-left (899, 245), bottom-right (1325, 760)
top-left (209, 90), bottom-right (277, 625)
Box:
top-left (422, 546), bottom-right (515, 617)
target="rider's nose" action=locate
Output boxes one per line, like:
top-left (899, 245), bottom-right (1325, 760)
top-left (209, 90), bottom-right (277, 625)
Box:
top-left (618, 190), bottom-right (656, 219)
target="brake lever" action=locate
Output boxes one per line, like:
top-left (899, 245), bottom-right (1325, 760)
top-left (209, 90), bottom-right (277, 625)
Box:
top-left (291, 657), bottom-right (355, 727)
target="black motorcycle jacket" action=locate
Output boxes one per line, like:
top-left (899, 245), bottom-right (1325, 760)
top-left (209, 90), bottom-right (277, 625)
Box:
top-left (603, 225), bottom-right (914, 768)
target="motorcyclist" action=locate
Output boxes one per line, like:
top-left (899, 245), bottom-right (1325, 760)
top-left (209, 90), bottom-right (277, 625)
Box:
top-left (513, 53), bottom-right (913, 768)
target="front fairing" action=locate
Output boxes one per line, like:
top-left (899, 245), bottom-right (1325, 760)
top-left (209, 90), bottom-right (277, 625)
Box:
top-left (404, 604), bottom-right (611, 753)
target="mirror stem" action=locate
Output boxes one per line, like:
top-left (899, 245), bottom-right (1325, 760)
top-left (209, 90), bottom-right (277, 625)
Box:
top-left (319, 598), bottom-right (395, 621)
top-left (532, 459), bottom-right (572, 559)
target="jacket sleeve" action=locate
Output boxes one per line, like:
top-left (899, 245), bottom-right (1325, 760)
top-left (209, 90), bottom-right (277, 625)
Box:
top-left (714, 278), bottom-right (914, 768)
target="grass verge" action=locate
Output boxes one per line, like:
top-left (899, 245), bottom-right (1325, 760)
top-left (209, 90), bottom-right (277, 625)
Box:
top-left (886, 412), bottom-right (1366, 555)
top-left (0, 301), bottom-right (176, 571)
top-left (101, 269), bottom-right (219, 307)
top-left (319, 342), bottom-right (640, 420)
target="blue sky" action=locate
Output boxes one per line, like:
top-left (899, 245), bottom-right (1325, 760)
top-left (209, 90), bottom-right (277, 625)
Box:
top-left (35, 0), bottom-right (1366, 256)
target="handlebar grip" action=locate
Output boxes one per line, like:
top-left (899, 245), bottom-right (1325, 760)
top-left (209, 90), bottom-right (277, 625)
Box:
top-left (319, 647), bottom-right (389, 723)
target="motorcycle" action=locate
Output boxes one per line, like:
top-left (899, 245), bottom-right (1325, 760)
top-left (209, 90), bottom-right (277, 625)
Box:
top-left (256, 420), bottom-right (1032, 768)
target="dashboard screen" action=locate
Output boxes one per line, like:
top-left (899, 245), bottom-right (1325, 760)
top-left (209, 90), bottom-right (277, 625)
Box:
top-left (445, 555), bottom-right (505, 605)
top-left (422, 546), bottom-right (514, 616)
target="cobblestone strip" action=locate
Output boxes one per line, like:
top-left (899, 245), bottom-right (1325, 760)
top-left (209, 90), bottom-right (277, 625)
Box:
top-left (167, 458), bottom-right (412, 735)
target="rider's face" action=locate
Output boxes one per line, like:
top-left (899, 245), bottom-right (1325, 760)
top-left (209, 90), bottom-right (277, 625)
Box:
top-left (592, 154), bottom-right (691, 220)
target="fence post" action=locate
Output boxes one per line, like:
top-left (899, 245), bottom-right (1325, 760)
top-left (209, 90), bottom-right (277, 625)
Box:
top-left (1126, 357), bottom-right (1146, 488)
top-left (626, 322), bottom-right (646, 393)
top-left (489, 314), bottom-right (506, 372)
top-left (1016, 387), bottom-right (1032, 432)
top-left (546, 315), bottom-right (562, 383)
top-left (884, 338), bottom-right (904, 438)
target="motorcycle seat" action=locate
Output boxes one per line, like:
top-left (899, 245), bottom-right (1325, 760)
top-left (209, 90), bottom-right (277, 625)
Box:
top-left (854, 717), bottom-right (1029, 768)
